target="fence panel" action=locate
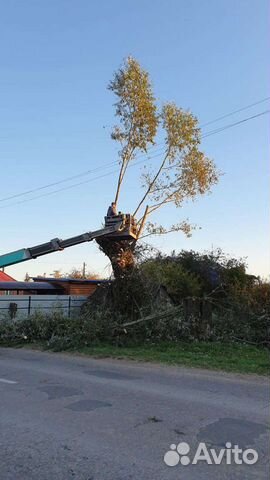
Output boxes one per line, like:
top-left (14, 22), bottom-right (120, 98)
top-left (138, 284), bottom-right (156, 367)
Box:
top-left (0, 295), bottom-right (87, 319)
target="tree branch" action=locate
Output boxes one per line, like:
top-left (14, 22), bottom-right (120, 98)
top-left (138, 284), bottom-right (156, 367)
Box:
top-left (133, 149), bottom-right (170, 217)
top-left (114, 120), bottom-right (136, 205)
top-left (139, 227), bottom-right (180, 239)
top-left (114, 143), bottom-right (136, 205)
top-left (114, 160), bottom-right (126, 206)
top-left (148, 198), bottom-right (174, 214)
top-left (136, 205), bottom-right (149, 238)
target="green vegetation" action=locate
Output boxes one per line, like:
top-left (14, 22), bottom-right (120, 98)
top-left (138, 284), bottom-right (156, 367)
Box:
top-left (5, 341), bottom-right (269, 375)
top-left (73, 342), bottom-right (269, 375)
top-left (1, 249), bottom-right (269, 376)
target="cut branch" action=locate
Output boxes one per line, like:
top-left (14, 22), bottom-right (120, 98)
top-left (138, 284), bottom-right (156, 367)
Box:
top-left (118, 306), bottom-right (183, 328)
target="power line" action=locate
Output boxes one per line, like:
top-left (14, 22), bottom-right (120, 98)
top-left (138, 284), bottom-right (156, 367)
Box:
top-left (161, 110), bottom-right (269, 173)
top-left (200, 97), bottom-right (270, 127)
top-left (202, 110), bottom-right (270, 138)
top-left (0, 170), bottom-right (117, 208)
top-left (0, 150), bottom-right (166, 209)
top-left (1, 109), bottom-right (268, 209)
top-left (1, 101), bottom-right (269, 206)
top-left (1, 97), bottom-right (268, 203)
top-left (0, 146), bottom-right (165, 203)
top-left (0, 160), bottom-right (119, 202)
top-left (102, 97), bottom-right (270, 155)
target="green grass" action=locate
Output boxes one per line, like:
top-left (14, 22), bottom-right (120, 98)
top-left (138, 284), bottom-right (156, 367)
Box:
top-left (3, 341), bottom-right (269, 375)
top-left (27, 341), bottom-right (269, 376)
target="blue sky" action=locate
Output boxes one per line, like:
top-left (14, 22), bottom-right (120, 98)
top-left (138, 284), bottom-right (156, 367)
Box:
top-left (0, 0), bottom-right (269, 280)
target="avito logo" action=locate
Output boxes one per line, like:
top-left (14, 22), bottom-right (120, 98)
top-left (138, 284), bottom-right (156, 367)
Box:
top-left (164, 442), bottom-right (258, 467)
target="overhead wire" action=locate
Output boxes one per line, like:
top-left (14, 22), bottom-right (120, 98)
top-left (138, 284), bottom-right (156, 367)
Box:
top-left (1, 96), bottom-right (269, 204)
top-left (1, 97), bottom-right (269, 203)
top-left (1, 101), bottom-right (269, 208)
top-left (0, 149), bottom-right (167, 209)
top-left (200, 96), bottom-right (270, 127)
top-left (202, 110), bottom-right (270, 137)
top-left (0, 160), bottom-right (118, 202)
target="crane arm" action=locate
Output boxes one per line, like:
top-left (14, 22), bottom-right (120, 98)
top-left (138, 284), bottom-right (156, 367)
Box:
top-left (0, 222), bottom-right (121, 269)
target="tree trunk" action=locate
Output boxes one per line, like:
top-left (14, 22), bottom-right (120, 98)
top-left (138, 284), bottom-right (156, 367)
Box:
top-left (96, 237), bottom-right (137, 278)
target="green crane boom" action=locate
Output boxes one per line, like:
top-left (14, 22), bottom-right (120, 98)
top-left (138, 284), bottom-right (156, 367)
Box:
top-left (0, 213), bottom-right (138, 269)
top-left (0, 224), bottom-right (121, 269)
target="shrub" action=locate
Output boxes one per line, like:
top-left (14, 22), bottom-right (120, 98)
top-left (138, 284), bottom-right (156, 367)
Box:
top-left (0, 249), bottom-right (268, 349)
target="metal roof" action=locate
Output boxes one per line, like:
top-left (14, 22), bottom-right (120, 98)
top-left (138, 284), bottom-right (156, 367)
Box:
top-left (0, 271), bottom-right (16, 282)
top-left (31, 277), bottom-right (109, 284)
top-left (0, 281), bottom-right (58, 291)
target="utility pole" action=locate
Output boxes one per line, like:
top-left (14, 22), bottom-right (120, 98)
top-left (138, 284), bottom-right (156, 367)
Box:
top-left (82, 262), bottom-right (86, 279)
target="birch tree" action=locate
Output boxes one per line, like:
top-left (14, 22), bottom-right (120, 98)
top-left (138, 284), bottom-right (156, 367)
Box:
top-left (98, 57), bottom-right (219, 276)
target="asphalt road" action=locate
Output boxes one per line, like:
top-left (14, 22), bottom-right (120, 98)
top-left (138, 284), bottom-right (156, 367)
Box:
top-left (0, 348), bottom-right (269, 480)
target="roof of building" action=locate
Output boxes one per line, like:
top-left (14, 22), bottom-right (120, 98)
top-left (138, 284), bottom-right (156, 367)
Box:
top-left (0, 271), bottom-right (17, 282)
top-left (0, 281), bottom-right (58, 291)
top-left (32, 277), bottom-right (109, 284)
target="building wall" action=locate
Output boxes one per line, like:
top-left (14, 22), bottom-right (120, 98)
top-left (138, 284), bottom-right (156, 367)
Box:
top-left (66, 284), bottom-right (98, 296)
top-left (0, 290), bottom-right (19, 296)
top-left (31, 279), bottom-right (101, 296)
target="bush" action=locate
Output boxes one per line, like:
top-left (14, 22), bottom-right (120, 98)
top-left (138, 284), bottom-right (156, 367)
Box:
top-left (0, 248), bottom-right (268, 350)
top-left (0, 307), bottom-right (120, 350)
top-left (140, 248), bottom-right (252, 295)
top-left (141, 259), bottom-right (201, 300)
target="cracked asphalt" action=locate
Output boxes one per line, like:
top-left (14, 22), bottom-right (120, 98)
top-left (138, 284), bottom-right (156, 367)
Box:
top-left (0, 347), bottom-right (269, 479)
